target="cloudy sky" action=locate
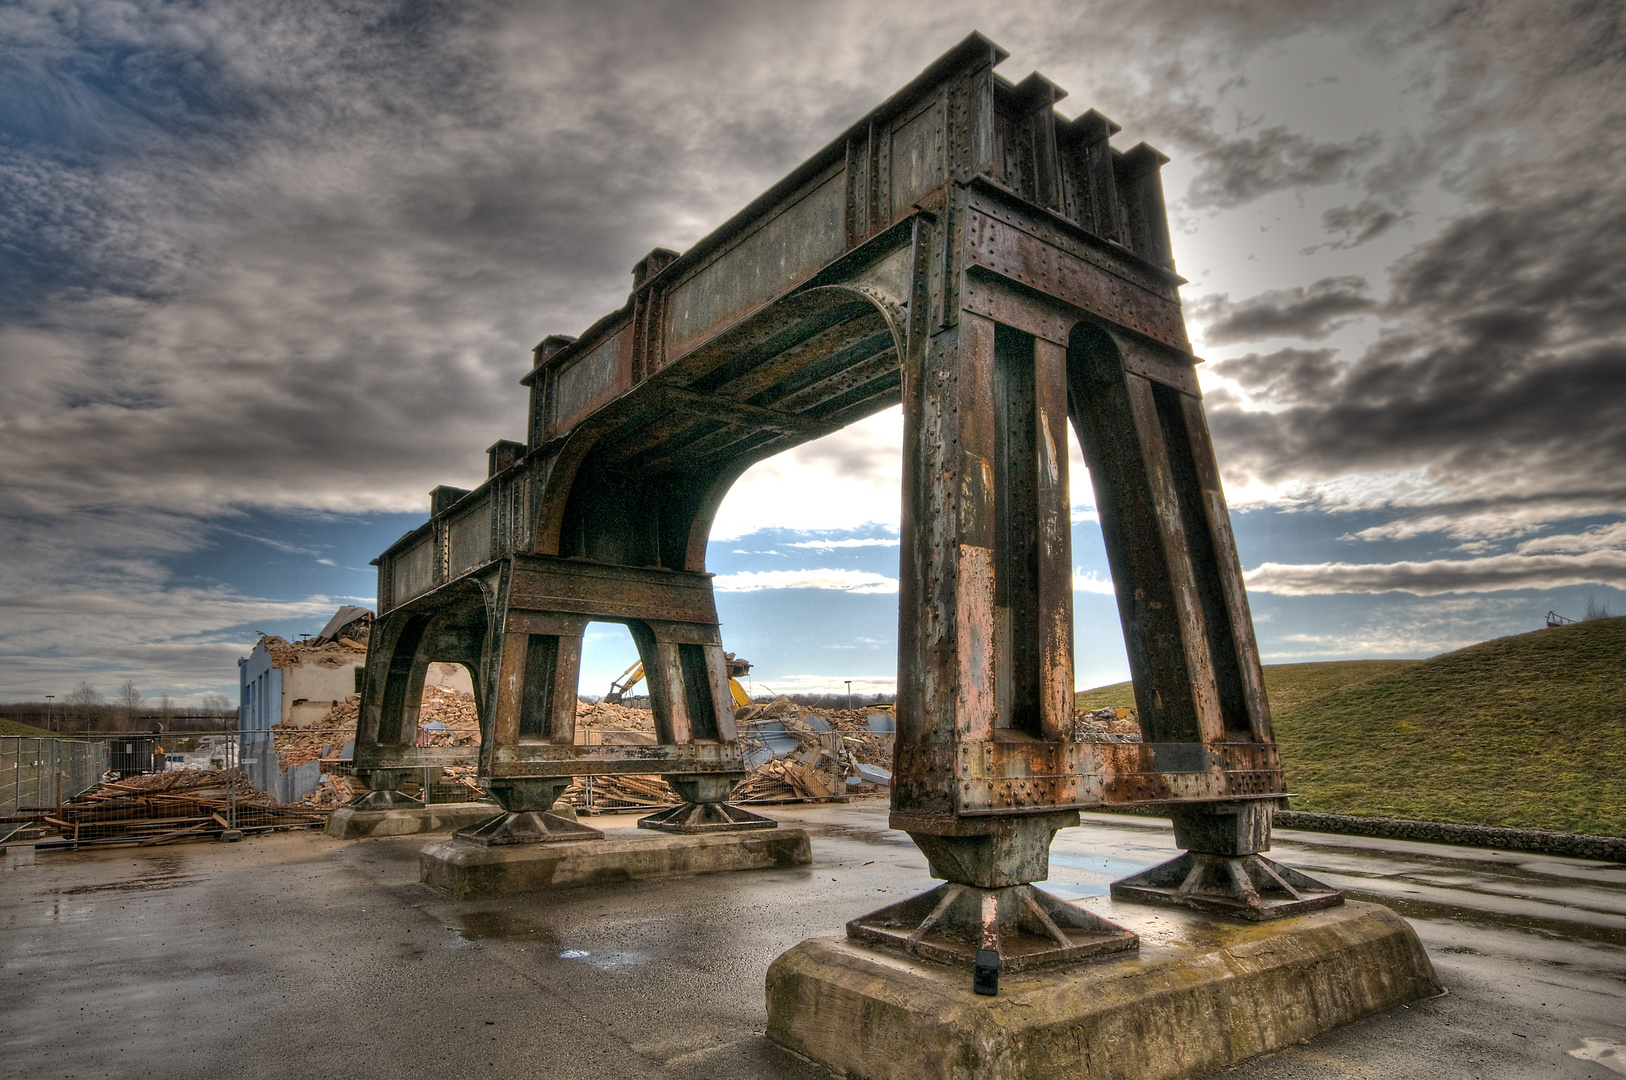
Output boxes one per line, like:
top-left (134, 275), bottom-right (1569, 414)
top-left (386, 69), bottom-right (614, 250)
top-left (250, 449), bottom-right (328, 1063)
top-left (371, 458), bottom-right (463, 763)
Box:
top-left (2, 0), bottom-right (1622, 705)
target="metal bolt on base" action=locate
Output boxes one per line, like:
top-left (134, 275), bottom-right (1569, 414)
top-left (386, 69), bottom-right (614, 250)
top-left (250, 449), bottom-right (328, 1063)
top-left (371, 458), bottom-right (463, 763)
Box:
top-left (847, 881), bottom-right (1138, 995)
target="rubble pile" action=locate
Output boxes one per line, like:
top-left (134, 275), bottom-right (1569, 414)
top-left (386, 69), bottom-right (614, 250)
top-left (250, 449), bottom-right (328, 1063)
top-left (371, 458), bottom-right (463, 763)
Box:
top-left (1071, 706), bottom-right (1141, 743)
top-left (10, 769), bottom-right (324, 848)
top-left (733, 696), bottom-right (893, 803)
top-left (418, 685), bottom-right (481, 738)
top-left (305, 773), bottom-right (365, 809)
top-left (277, 691), bottom-right (901, 812)
top-left (276, 686), bottom-right (484, 771)
top-left (574, 699), bottom-right (658, 732)
top-left (258, 634), bottom-right (368, 668)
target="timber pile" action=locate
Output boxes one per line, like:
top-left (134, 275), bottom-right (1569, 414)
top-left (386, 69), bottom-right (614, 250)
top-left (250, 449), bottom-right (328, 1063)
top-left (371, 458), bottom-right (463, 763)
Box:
top-left (13, 769), bottom-right (324, 847)
top-left (559, 773), bottom-right (677, 812)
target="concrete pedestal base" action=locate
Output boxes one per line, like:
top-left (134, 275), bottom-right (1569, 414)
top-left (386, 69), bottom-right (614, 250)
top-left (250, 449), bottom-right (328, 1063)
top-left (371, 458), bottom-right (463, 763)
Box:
top-left (767, 900), bottom-right (1440, 1080)
top-left (420, 827), bottom-right (812, 899)
top-left (325, 802), bottom-right (499, 840)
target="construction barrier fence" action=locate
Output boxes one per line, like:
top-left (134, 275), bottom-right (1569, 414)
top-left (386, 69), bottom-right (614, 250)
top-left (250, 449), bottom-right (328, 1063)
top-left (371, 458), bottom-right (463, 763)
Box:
top-left (1, 737), bottom-right (109, 818)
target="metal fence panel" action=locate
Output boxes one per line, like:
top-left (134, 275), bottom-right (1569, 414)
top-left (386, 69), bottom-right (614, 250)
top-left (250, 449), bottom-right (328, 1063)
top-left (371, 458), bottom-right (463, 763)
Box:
top-left (1, 737), bottom-right (109, 816)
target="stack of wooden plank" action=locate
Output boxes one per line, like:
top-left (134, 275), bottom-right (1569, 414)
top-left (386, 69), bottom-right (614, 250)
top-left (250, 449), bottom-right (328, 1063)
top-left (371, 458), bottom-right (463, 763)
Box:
top-left (559, 773), bottom-right (677, 813)
top-left (10, 769), bottom-right (325, 848)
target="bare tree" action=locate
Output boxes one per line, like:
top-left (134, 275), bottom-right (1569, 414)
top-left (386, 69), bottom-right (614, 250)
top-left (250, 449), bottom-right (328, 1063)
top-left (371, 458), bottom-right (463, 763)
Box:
top-left (1583, 596), bottom-right (1613, 621)
top-left (64, 682), bottom-right (103, 729)
top-left (116, 679), bottom-right (144, 729)
top-left (201, 693), bottom-right (235, 728)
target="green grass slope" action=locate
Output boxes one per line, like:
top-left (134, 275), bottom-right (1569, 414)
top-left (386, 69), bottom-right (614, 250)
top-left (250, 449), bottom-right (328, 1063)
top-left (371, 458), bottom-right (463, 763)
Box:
top-left (0, 717), bottom-right (62, 738)
top-left (1276, 618), bottom-right (1625, 835)
top-left (1074, 659), bottom-right (1418, 715)
top-left (1074, 619), bottom-right (1625, 835)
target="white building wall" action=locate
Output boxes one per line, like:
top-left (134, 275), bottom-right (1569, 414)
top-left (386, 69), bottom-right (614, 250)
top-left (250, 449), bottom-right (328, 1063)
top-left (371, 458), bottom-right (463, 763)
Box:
top-left (423, 662), bottom-right (474, 694)
top-left (281, 650), bottom-right (366, 729)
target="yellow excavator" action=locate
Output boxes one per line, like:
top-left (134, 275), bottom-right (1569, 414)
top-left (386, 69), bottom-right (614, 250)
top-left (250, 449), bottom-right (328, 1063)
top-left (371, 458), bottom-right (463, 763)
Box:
top-left (605, 652), bottom-right (754, 707)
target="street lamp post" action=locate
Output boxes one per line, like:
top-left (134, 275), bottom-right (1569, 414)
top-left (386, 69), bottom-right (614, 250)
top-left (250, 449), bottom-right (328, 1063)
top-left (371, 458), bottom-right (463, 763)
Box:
top-left (45, 695), bottom-right (54, 733)
top-left (845, 680), bottom-right (852, 711)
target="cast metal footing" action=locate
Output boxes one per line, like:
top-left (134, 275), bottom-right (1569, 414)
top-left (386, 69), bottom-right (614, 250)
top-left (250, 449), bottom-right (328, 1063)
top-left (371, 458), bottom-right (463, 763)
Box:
top-left (452, 810), bottom-right (604, 846)
top-left (637, 801), bottom-right (778, 834)
top-left (1111, 852), bottom-right (1343, 920)
top-left (847, 882), bottom-right (1137, 995)
top-left (346, 788), bottom-right (423, 810)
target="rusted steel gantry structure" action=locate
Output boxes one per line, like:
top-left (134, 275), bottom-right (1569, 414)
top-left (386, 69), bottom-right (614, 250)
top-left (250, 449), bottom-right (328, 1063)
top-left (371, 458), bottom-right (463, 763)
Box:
top-left (355, 32), bottom-right (1338, 976)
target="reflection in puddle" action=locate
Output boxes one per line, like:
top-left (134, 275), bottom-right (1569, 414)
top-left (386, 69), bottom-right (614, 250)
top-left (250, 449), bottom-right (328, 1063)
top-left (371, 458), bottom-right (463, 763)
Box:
top-left (1570, 1038), bottom-right (1626, 1075)
top-left (458, 910), bottom-right (559, 944)
top-left (61, 858), bottom-right (194, 896)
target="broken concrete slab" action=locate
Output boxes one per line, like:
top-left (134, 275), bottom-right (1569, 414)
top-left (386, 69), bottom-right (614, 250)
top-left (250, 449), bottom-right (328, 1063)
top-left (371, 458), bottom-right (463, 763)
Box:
top-left (420, 826), bottom-right (812, 900)
top-left (767, 900), bottom-right (1441, 1080)
top-left (324, 802), bottom-right (499, 840)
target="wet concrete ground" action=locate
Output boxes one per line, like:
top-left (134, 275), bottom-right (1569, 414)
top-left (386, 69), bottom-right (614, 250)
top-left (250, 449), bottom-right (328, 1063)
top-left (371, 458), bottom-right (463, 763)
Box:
top-left (2, 801), bottom-right (1622, 1079)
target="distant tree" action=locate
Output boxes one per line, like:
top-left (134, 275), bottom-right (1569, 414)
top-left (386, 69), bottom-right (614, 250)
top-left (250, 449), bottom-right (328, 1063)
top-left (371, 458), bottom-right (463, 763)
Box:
top-left (201, 693), bottom-right (235, 727)
top-left (1583, 596), bottom-right (1613, 621)
top-left (159, 695), bottom-right (175, 726)
top-left (64, 682), bottom-right (104, 728)
top-left (116, 679), bottom-right (144, 728)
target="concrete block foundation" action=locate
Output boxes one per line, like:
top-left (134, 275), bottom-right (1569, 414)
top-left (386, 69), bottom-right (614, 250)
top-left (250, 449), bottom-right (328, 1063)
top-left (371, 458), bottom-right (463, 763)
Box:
top-left (766, 900), bottom-right (1441, 1080)
top-left (421, 827), bottom-right (812, 899)
top-left (325, 802), bottom-right (499, 840)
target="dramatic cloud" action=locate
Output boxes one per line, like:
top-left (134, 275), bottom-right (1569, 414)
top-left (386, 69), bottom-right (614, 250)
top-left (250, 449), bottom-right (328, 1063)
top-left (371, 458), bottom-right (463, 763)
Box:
top-left (1073, 571), bottom-right (1116, 595)
top-left (786, 538), bottom-right (901, 551)
top-left (1202, 0), bottom-right (1626, 542)
top-left (1207, 348), bottom-right (1340, 405)
top-left (711, 570), bottom-right (900, 594)
top-left (1319, 201), bottom-right (1401, 247)
top-left (1196, 277), bottom-right (1378, 344)
top-left (1186, 129), bottom-right (1380, 209)
top-left (1246, 550), bottom-right (1626, 596)
top-left (3, 0), bottom-right (1623, 696)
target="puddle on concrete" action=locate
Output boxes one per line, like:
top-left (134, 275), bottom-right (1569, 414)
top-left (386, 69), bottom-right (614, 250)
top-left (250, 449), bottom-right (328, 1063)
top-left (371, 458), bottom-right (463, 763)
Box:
top-left (457, 910), bottom-right (560, 944)
top-left (1570, 1038), bottom-right (1626, 1075)
top-left (59, 855), bottom-right (195, 895)
top-left (1340, 889), bottom-right (1626, 949)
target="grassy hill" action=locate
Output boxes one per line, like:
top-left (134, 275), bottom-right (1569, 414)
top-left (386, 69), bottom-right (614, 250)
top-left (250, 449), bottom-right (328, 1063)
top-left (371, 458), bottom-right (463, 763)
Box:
top-left (1074, 659), bottom-right (1419, 715)
top-left (0, 717), bottom-right (62, 738)
top-left (1075, 618), bottom-right (1626, 836)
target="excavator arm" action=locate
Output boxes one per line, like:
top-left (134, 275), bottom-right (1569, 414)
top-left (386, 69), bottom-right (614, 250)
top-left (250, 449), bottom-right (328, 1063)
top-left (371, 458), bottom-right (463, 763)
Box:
top-left (605, 654), bottom-right (754, 708)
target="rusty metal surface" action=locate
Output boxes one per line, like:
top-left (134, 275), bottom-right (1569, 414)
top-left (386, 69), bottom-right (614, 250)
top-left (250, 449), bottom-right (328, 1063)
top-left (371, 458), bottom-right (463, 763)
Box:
top-left (353, 33), bottom-right (1285, 856)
